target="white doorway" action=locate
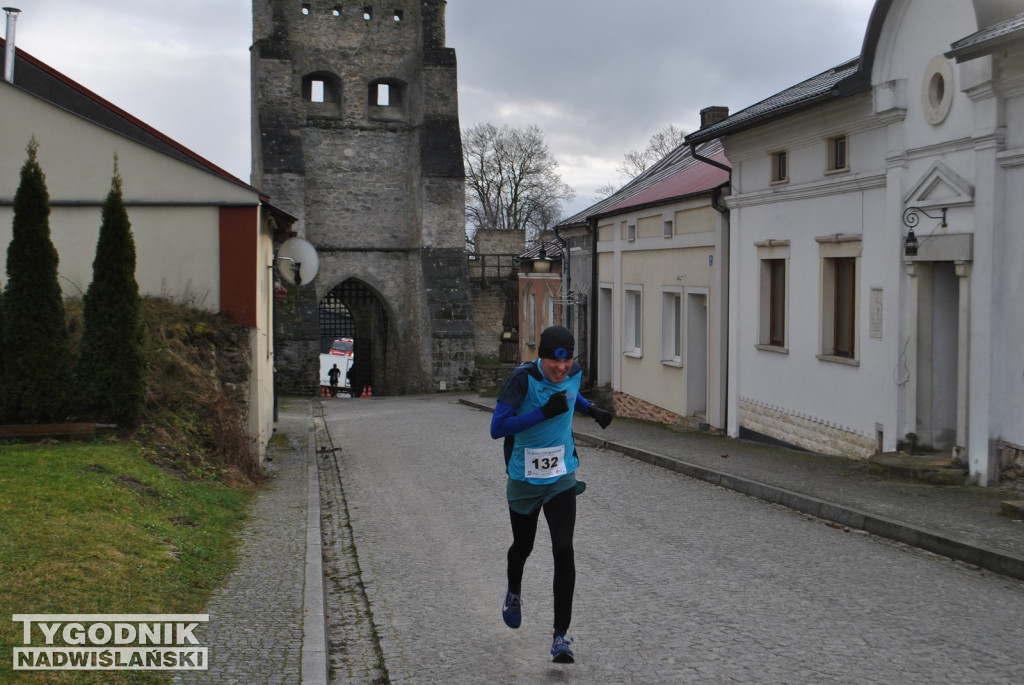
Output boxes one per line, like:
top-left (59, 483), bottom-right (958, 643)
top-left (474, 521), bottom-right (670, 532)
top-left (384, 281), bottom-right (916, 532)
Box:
top-left (598, 285), bottom-right (613, 387)
top-left (686, 292), bottom-right (708, 417)
top-left (915, 262), bottom-right (959, 451)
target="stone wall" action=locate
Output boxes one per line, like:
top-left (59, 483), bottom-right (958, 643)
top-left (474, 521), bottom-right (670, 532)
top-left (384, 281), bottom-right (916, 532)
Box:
top-left (421, 248), bottom-right (475, 391)
top-left (470, 282), bottom-right (505, 360)
top-left (475, 229), bottom-right (526, 255)
top-left (613, 392), bottom-right (686, 427)
top-left (739, 397), bottom-right (876, 458)
top-left (471, 364), bottom-right (515, 396)
top-left (998, 440), bottom-right (1024, 488)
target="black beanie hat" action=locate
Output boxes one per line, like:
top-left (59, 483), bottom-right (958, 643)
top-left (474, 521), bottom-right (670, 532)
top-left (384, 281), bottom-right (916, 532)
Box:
top-left (538, 325), bottom-right (574, 360)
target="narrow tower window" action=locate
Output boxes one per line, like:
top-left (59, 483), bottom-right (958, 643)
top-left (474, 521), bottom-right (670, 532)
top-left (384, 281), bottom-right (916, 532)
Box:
top-left (367, 78), bottom-right (406, 121)
top-left (301, 3), bottom-right (311, 15)
top-left (303, 72), bottom-right (342, 118)
top-left (333, 6), bottom-right (341, 17)
top-left (363, 6), bottom-right (373, 21)
top-left (393, 10), bottom-right (403, 22)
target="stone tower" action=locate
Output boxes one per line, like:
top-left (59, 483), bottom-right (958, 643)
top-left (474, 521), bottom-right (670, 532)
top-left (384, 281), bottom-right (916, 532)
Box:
top-left (252, 0), bottom-right (473, 395)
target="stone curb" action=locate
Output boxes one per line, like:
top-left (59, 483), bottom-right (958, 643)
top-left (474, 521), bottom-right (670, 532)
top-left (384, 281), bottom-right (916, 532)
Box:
top-left (458, 398), bottom-right (1024, 582)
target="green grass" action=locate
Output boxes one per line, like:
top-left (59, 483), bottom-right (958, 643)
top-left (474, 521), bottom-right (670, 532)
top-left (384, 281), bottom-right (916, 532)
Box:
top-left (0, 441), bottom-right (253, 683)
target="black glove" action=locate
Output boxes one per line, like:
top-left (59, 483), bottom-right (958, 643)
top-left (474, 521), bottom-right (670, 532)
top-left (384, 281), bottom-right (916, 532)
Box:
top-left (540, 391), bottom-right (569, 419)
top-left (588, 405), bottom-right (613, 429)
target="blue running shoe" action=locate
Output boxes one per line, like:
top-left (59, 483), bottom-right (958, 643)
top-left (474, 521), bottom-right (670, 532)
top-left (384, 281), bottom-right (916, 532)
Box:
top-left (550, 633), bottom-right (574, 663)
top-left (502, 589), bottom-right (521, 629)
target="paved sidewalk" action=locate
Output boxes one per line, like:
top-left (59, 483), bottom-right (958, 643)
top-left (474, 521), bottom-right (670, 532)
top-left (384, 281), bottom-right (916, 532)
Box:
top-left (176, 396), bottom-right (327, 685)
top-left (461, 396), bottom-right (1024, 581)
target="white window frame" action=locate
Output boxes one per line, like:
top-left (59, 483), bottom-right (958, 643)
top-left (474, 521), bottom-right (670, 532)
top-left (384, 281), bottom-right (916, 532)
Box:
top-left (816, 234), bottom-right (861, 365)
top-left (525, 289), bottom-right (536, 346)
top-left (770, 150), bottom-right (789, 184)
top-left (755, 240), bottom-right (790, 353)
top-left (826, 134), bottom-right (849, 174)
top-left (624, 285), bottom-right (643, 357)
top-left (661, 287), bottom-right (682, 366)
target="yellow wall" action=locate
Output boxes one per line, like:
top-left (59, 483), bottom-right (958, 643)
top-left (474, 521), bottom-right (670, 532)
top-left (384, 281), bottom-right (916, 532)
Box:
top-left (595, 202), bottom-right (726, 426)
top-left (619, 246), bottom-right (714, 415)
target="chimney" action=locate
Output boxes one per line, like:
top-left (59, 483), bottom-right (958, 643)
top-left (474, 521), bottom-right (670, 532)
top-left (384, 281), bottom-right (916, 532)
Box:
top-left (699, 106), bottom-right (729, 130)
top-left (3, 6), bottom-right (20, 84)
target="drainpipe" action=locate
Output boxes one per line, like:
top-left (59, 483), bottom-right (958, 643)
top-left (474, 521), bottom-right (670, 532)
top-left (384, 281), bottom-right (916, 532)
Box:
top-left (552, 224), bottom-right (570, 325)
top-left (688, 136), bottom-right (732, 431)
top-left (587, 216), bottom-right (598, 389)
top-left (688, 140), bottom-right (731, 215)
top-left (3, 7), bottom-right (20, 84)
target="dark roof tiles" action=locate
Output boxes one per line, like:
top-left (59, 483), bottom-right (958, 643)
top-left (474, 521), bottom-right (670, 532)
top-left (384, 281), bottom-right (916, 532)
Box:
top-left (946, 11), bottom-right (1024, 61)
top-left (686, 58), bottom-right (859, 143)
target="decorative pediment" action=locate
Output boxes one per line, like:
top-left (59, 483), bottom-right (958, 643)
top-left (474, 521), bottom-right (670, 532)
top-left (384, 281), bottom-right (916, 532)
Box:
top-left (902, 161), bottom-right (974, 210)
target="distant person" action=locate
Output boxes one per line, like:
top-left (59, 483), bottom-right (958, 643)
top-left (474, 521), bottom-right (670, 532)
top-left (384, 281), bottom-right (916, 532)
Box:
top-left (347, 360), bottom-right (366, 397)
top-left (327, 364), bottom-right (341, 397)
top-left (489, 325), bottom-right (613, 663)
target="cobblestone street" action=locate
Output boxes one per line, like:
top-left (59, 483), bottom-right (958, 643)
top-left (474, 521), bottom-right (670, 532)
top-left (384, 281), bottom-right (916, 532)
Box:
top-left (318, 395), bottom-right (1024, 684)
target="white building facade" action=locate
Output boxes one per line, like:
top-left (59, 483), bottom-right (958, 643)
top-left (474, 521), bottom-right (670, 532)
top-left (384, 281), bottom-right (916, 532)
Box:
top-left (687, 0), bottom-right (1024, 485)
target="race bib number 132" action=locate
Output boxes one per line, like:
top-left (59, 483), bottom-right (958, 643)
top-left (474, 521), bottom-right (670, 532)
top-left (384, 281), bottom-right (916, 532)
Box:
top-left (524, 445), bottom-right (567, 479)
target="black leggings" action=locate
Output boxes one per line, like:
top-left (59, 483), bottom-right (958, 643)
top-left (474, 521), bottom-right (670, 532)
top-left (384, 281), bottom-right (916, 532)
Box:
top-left (506, 488), bottom-right (576, 634)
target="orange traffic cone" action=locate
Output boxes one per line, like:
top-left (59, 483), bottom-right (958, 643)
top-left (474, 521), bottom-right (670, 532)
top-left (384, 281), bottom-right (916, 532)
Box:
top-left (320, 386), bottom-right (330, 398)
top-left (360, 386), bottom-right (368, 398)
top-left (364, 385), bottom-right (374, 398)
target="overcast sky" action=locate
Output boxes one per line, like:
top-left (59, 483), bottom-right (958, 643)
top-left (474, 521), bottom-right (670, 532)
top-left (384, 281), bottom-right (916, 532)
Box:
top-left (9, 0), bottom-right (876, 218)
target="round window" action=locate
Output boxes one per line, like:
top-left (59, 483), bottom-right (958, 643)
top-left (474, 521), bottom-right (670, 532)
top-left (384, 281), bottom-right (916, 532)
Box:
top-left (922, 56), bottom-right (953, 125)
top-left (929, 72), bottom-right (945, 108)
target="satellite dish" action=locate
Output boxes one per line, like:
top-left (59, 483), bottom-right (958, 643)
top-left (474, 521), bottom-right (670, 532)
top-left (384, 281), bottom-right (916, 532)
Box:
top-left (276, 237), bottom-right (319, 286)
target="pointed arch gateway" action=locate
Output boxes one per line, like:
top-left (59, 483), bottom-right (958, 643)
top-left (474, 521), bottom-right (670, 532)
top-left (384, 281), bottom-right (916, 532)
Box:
top-left (318, 278), bottom-right (394, 396)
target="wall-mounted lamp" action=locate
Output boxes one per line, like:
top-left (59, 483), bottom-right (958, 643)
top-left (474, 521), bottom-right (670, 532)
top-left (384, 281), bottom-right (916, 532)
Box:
top-left (901, 207), bottom-right (947, 257)
top-left (533, 243), bottom-right (551, 273)
top-left (904, 229), bottom-right (919, 257)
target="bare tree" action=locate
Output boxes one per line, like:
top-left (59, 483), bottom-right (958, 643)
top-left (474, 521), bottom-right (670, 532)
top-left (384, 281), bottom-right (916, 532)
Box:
top-left (464, 123), bottom-right (574, 242)
top-left (616, 124), bottom-right (688, 180)
top-left (593, 182), bottom-right (620, 201)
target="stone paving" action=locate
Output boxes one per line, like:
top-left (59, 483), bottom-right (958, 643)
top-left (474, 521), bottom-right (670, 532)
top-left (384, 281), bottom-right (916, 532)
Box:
top-left (175, 397), bottom-right (317, 685)
top-left (319, 395), bottom-right (1024, 684)
top-left (182, 393), bottom-right (1024, 683)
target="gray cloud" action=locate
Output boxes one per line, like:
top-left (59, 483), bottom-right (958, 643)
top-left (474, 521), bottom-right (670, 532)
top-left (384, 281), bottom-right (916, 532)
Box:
top-left (10, 0), bottom-right (876, 216)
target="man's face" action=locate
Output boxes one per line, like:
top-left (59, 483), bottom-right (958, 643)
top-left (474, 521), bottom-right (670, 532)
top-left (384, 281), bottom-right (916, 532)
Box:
top-left (540, 356), bottom-right (573, 383)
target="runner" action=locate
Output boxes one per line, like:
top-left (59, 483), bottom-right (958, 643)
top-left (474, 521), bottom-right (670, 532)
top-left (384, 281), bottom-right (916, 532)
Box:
top-left (489, 325), bottom-right (613, 663)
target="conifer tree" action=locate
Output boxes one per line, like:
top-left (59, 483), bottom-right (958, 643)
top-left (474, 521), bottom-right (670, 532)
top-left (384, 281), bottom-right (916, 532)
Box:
top-left (0, 139), bottom-right (69, 423)
top-left (76, 161), bottom-right (146, 426)
top-left (0, 285), bottom-right (5, 385)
